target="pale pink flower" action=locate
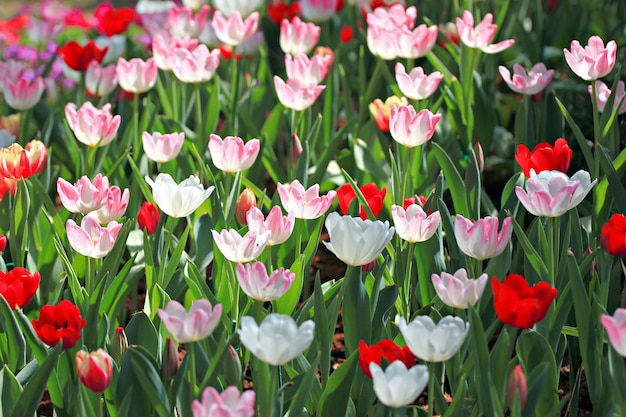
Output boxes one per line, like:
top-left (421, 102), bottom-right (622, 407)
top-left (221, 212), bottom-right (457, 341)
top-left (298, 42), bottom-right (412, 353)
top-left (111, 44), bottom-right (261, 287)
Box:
top-left (365, 4), bottom-right (418, 60)
top-left (395, 63), bottom-right (443, 101)
top-left (246, 206), bottom-right (295, 245)
top-left (142, 131), bottom-right (185, 163)
top-left (285, 53), bottom-right (333, 87)
top-left (88, 186), bottom-right (130, 223)
top-left (181, 0), bottom-right (206, 11)
top-left (66, 216), bottom-right (123, 259)
top-left (277, 180), bottom-right (336, 219)
top-left (152, 34), bottom-right (199, 71)
top-left (57, 173), bottom-right (110, 214)
top-left (564, 36), bottom-right (617, 81)
top-left (431, 268), bottom-right (488, 309)
top-left (167, 5), bottom-right (210, 38)
top-left (455, 11), bottom-right (514, 54)
top-left (157, 299), bottom-right (222, 343)
top-left (2, 76), bottom-right (45, 111)
top-left (65, 102), bottom-right (121, 147)
top-left (389, 104), bottom-right (441, 147)
top-left (212, 0), bottom-right (262, 18)
top-left (236, 262), bottom-right (295, 301)
top-left (601, 308), bottom-right (626, 357)
top-left (454, 214), bottom-right (513, 260)
top-left (171, 44), bottom-right (221, 84)
top-left (208, 134), bottom-right (260, 173)
top-left (146, 173), bottom-right (214, 218)
top-left (211, 10), bottom-right (259, 46)
top-left (366, 4), bottom-right (416, 29)
top-left (515, 170), bottom-right (596, 218)
top-left (273, 76), bottom-right (326, 111)
top-left (26, 17), bottom-right (63, 44)
top-left (211, 229), bottom-right (271, 263)
top-left (366, 25), bottom-right (400, 60)
top-left (589, 80), bottom-right (626, 114)
top-left (85, 61), bottom-right (118, 97)
top-left (280, 16), bottom-right (320, 55)
top-left (299, 0), bottom-right (338, 22)
top-left (498, 63), bottom-right (554, 95)
top-left (391, 204), bottom-right (440, 243)
top-left (116, 57), bottom-right (157, 94)
top-left (396, 24), bottom-right (438, 59)
top-left (192, 386), bottom-right (255, 417)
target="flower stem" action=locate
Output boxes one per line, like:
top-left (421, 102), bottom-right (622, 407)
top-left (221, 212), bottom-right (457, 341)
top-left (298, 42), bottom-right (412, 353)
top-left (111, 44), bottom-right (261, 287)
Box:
top-left (132, 92), bottom-right (140, 162)
top-left (195, 83), bottom-right (204, 147)
top-left (158, 216), bottom-right (177, 287)
top-left (231, 57), bottom-right (240, 136)
top-left (188, 342), bottom-right (197, 403)
top-left (428, 363), bottom-right (436, 417)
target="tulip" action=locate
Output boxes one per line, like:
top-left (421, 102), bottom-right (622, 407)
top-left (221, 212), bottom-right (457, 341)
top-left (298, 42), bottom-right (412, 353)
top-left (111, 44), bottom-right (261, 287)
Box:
top-left (145, 173), bottom-right (215, 218)
top-left (157, 299), bottom-right (222, 343)
top-left (455, 11), bottom-right (515, 53)
top-left (88, 186), bottom-right (130, 223)
top-left (211, 229), bottom-right (271, 263)
top-left (337, 183), bottom-right (386, 220)
top-left (236, 188), bottom-right (257, 225)
top-left (285, 53), bottom-right (333, 87)
top-left (601, 308), bottom-right (626, 357)
top-left (515, 138), bottom-right (572, 178)
top-left (515, 170), bottom-right (597, 218)
top-left (58, 40), bottom-right (108, 71)
top-left (0, 234), bottom-right (6, 253)
top-left (367, 4), bottom-right (416, 29)
top-left (389, 104), bottom-right (441, 147)
top-left (0, 114), bottom-right (20, 137)
top-left (181, 0), bottom-right (206, 10)
top-left (2, 76), bottom-right (45, 111)
top-left (600, 214), bottom-right (626, 256)
top-left (32, 300), bottom-right (86, 349)
top-left (290, 133), bottom-right (303, 165)
top-left (0, 267), bottom-right (40, 309)
top-left (57, 173), bottom-right (110, 214)
top-left (392, 203), bottom-right (440, 243)
top-left (116, 57), bottom-right (157, 94)
top-left (85, 61), bottom-right (118, 97)
top-left (499, 63), bottom-right (555, 95)
top-left (268, 2), bottom-right (301, 26)
top-left (76, 349), bottom-right (114, 393)
top-left (400, 316), bottom-right (469, 362)
top-left (212, 0), bottom-right (261, 17)
top-left (238, 314), bottom-right (315, 365)
top-left (454, 214), bottom-right (512, 260)
top-left (246, 206), bottom-right (295, 245)
top-left (236, 262), bottom-right (295, 301)
top-left (137, 201), bottom-right (160, 235)
top-left (66, 216), bottom-right (123, 259)
top-left (276, 180), bottom-right (336, 219)
top-left (431, 268), bottom-right (488, 309)
top-left (167, 5), bottom-right (210, 38)
top-left (323, 213), bottom-right (395, 267)
top-left (396, 24), bottom-right (438, 59)
top-left (65, 102), bottom-right (121, 147)
top-left (192, 386), bottom-right (255, 417)
top-left (299, 0), bottom-right (338, 21)
top-left (142, 132), bottom-right (185, 163)
top-left (366, 25), bottom-right (400, 60)
top-left (93, 3), bottom-right (134, 37)
top-left (162, 338), bottom-right (180, 378)
top-left (280, 16), bottom-right (320, 55)
top-left (564, 35), bottom-right (617, 81)
top-left (110, 327), bottom-right (128, 364)
top-left (26, 17), bottom-right (63, 44)
top-left (273, 76), bottom-right (326, 111)
top-left (370, 362), bottom-right (429, 408)
top-left (395, 63), bottom-right (443, 101)
top-left (492, 274), bottom-right (557, 328)
top-left (152, 34), bottom-right (200, 71)
top-left (171, 44), bottom-right (221, 84)
top-left (212, 10), bottom-right (259, 46)
top-left (358, 340), bottom-right (416, 378)
top-left (506, 365), bottom-right (528, 408)
top-left (0, 140), bottom-right (47, 180)
top-left (589, 80), bottom-right (626, 115)
top-left (95, 34), bottom-right (127, 65)
top-left (339, 25), bottom-right (353, 43)
top-left (208, 134), bottom-right (260, 173)
top-left (369, 96), bottom-right (409, 132)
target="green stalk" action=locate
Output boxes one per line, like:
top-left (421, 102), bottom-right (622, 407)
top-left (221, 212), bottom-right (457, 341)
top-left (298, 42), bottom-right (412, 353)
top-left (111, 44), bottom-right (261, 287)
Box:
top-left (171, 76), bottom-right (179, 121)
top-left (188, 342), bottom-right (197, 404)
top-left (404, 242), bottom-right (415, 315)
top-left (132, 93), bottom-right (140, 162)
top-left (227, 261), bottom-right (240, 326)
top-left (591, 81), bottom-right (602, 236)
top-left (18, 108), bottom-right (30, 142)
top-left (231, 57), bottom-right (241, 136)
top-left (85, 256), bottom-right (95, 296)
top-left (428, 363), bottom-right (436, 417)
top-left (158, 216), bottom-right (177, 286)
top-left (195, 83), bottom-right (204, 147)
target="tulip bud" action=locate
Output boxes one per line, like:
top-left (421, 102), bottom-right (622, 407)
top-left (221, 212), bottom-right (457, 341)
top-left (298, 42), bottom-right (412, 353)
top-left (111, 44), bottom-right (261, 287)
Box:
top-left (473, 141), bottom-right (484, 173)
top-left (0, 234), bottom-right (6, 253)
top-left (137, 201), bottom-right (160, 235)
top-left (223, 345), bottom-right (243, 387)
top-left (506, 365), bottom-right (528, 409)
top-left (290, 133), bottom-right (303, 165)
top-left (76, 349), bottom-right (114, 393)
top-left (236, 188), bottom-right (256, 226)
top-left (361, 259), bottom-right (376, 274)
top-left (109, 327), bottom-right (128, 364)
top-left (162, 338), bottom-right (180, 379)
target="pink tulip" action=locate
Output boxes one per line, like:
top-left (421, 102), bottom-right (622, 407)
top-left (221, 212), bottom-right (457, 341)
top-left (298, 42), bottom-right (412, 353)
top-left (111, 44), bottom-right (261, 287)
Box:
top-left (66, 216), bottom-right (122, 259)
top-left (171, 44), bottom-right (221, 84)
top-left (285, 53), bottom-right (333, 87)
top-left (212, 10), bottom-right (259, 46)
top-left (391, 204), bottom-right (440, 243)
top-left (396, 24), bottom-right (438, 59)
top-left (277, 180), bottom-right (336, 219)
top-left (455, 11), bottom-right (514, 54)
top-left (564, 36), bottom-right (617, 81)
top-left (167, 5), bottom-right (210, 38)
top-left (589, 80), bottom-right (626, 114)
top-left (367, 4), bottom-right (416, 29)
top-left (76, 349), bottom-right (113, 393)
top-left (395, 63), bottom-right (443, 101)
top-left (367, 25), bottom-right (400, 60)
top-left (192, 386), bottom-right (255, 417)
top-left (389, 104), bottom-right (441, 148)
top-left (454, 215), bottom-right (512, 260)
top-left (157, 299), bottom-right (222, 343)
top-left (366, 4), bottom-right (418, 60)
top-left (601, 308), bottom-right (626, 357)
top-left (85, 61), bottom-right (118, 97)
top-left (208, 134), bottom-right (260, 173)
top-left (26, 17), bottom-right (63, 45)
top-left (273, 76), bottom-right (326, 111)
top-left (236, 262), bottom-right (295, 301)
top-left (499, 63), bottom-right (554, 95)
top-left (57, 173), bottom-right (110, 214)
top-left (280, 17), bottom-right (320, 55)
top-left (152, 34), bottom-right (199, 71)
top-left (506, 365), bottom-right (528, 408)
top-left (2, 76), bottom-right (45, 111)
top-left (65, 102), bottom-right (121, 147)
top-left (246, 206), bottom-right (295, 245)
top-left (431, 268), bottom-right (488, 309)
top-left (88, 186), bottom-right (130, 223)
top-left (142, 131), bottom-right (185, 163)
top-left (116, 57), bottom-right (157, 94)
top-left (299, 0), bottom-right (338, 22)
top-left (211, 229), bottom-right (271, 263)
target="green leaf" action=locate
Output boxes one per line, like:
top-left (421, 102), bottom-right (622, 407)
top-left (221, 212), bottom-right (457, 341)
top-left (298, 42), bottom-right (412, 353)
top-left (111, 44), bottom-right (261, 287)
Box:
top-left (128, 348), bottom-right (172, 417)
top-left (318, 350), bottom-right (358, 417)
top-left (468, 306), bottom-right (495, 417)
top-left (510, 216), bottom-right (550, 280)
top-left (0, 366), bottom-right (22, 416)
top-left (554, 97), bottom-right (594, 171)
top-left (125, 312), bottom-right (160, 360)
top-left (0, 296), bottom-right (26, 372)
top-left (9, 180), bottom-right (30, 268)
top-left (341, 266), bottom-right (371, 356)
top-left (287, 358), bottom-right (320, 417)
top-left (431, 142), bottom-right (469, 216)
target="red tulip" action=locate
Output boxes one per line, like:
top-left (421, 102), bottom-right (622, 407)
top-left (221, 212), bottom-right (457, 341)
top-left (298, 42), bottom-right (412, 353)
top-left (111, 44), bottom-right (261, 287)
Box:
top-left (600, 214), bottom-right (626, 256)
top-left (137, 201), bottom-right (160, 235)
top-left (267, 1), bottom-right (300, 26)
top-left (0, 234), bottom-right (6, 253)
top-left (0, 267), bottom-right (40, 309)
top-left (58, 40), bottom-right (109, 71)
top-left (92, 2), bottom-right (135, 37)
top-left (507, 365), bottom-right (528, 408)
top-left (358, 339), bottom-right (416, 378)
top-left (337, 183), bottom-right (386, 220)
top-left (339, 25), bottom-right (353, 43)
top-left (515, 138), bottom-right (572, 178)
top-left (76, 349), bottom-right (114, 393)
top-left (32, 300), bottom-right (86, 349)
top-left (491, 274), bottom-right (557, 329)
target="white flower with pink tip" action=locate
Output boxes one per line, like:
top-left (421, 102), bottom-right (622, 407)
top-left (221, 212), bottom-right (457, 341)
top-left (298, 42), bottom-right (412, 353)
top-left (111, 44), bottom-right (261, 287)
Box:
top-left (277, 180), bottom-right (336, 219)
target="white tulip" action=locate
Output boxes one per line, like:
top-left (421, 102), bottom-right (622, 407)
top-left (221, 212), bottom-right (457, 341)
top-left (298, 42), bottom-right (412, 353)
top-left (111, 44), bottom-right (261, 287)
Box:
top-left (145, 173), bottom-right (214, 218)
top-left (399, 316), bottom-right (469, 362)
top-left (212, 0), bottom-right (262, 17)
top-left (370, 361), bottom-right (429, 408)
